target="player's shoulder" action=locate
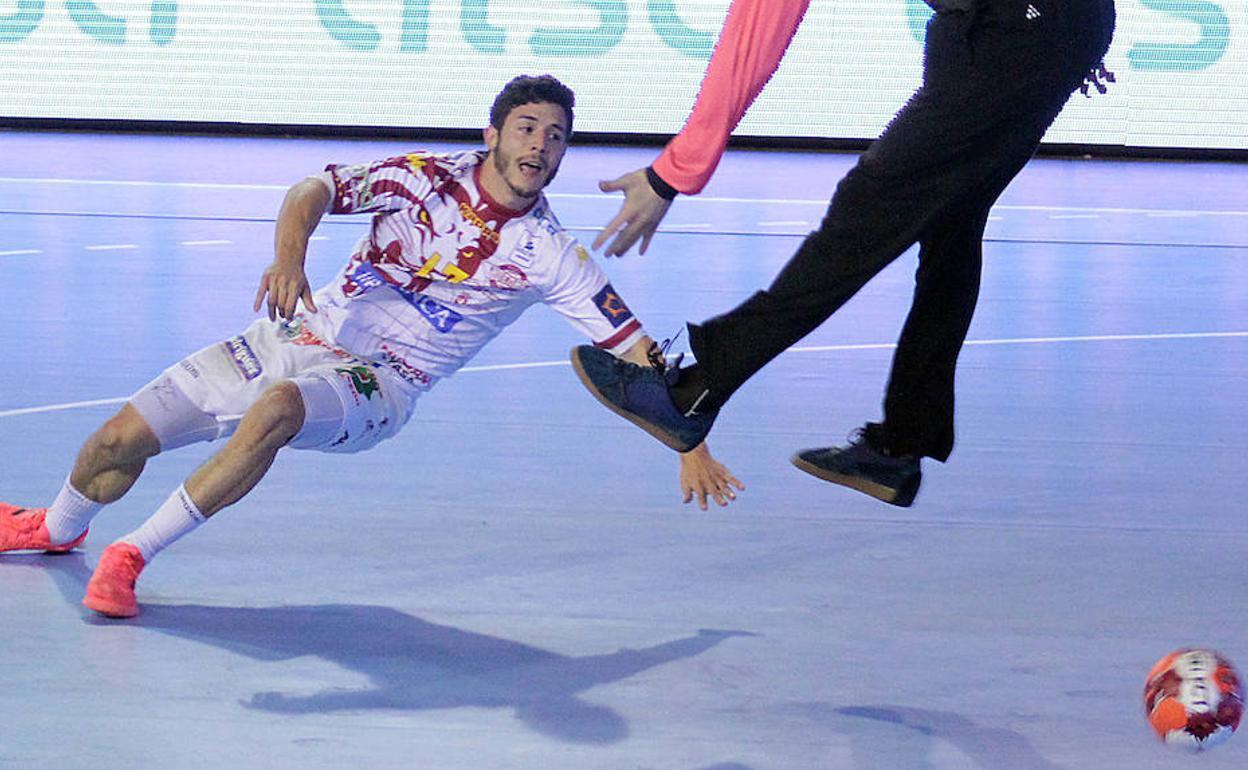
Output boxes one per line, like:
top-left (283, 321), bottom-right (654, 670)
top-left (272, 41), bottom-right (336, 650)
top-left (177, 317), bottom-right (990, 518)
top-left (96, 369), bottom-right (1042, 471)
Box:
top-left (441, 149), bottom-right (487, 176)
top-left (392, 149), bottom-right (484, 179)
top-left (500, 201), bottom-right (593, 279)
top-left (522, 197), bottom-right (583, 254)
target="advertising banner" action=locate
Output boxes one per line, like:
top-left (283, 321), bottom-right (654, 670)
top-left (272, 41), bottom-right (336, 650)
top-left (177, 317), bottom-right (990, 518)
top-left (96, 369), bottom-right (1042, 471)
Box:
top-left (2, 1), bottom-right (1245, 149)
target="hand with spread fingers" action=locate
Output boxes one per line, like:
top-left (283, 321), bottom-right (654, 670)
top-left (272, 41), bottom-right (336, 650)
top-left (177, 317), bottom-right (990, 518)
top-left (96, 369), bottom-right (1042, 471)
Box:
top-left (679, 442), bottom-right (745, 510)
top-left (593, 169), bottom-right (673, 257)
top-left (253, 259), bottom-right (316, 322)
top-left (254, 177), bottom-right (329, 321)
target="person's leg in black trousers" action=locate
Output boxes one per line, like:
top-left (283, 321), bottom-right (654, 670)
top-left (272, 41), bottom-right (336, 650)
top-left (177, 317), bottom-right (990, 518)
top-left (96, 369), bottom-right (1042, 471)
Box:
top-left (570, 0), bottom-right (1115, 504)
top-left (677, 2), bottom-right (1115, 503)
top-left (882, 97), bottom-right (1071, 463)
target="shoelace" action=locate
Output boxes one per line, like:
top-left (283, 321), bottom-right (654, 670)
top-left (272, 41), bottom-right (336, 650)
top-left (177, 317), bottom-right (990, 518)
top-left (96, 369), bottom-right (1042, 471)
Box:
top-left (1080, 60), bottom-right (1115, 97)
top-left (647, 332), bottom-right (715, 417)
top-left (847, 424), bottom-right (910, 459)
top-left (645, 330), bottom-right (685, 374)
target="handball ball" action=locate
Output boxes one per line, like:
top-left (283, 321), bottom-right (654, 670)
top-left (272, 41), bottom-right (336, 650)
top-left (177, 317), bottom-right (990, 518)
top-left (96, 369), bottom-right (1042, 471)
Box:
top-left (1143, 648), bottom-right (1243, 751)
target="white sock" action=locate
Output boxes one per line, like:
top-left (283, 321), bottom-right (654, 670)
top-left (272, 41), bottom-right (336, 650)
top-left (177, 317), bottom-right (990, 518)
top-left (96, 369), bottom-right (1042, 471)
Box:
top-left (45, 477), bottom-right (105, 544)
top-left (120, 485), bottom-right (207, 562)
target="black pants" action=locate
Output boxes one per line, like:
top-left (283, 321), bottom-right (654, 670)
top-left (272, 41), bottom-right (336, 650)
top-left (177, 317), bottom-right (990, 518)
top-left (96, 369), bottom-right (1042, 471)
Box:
top-left (689, 0), bottom-right (1116, 461)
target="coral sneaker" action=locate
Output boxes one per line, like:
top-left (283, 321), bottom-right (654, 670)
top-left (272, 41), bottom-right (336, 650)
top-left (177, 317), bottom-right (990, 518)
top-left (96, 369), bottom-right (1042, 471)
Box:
top-left (0, 503), bottom-right (87, 553)
top-left (83, 543), bottom-right (146, 618)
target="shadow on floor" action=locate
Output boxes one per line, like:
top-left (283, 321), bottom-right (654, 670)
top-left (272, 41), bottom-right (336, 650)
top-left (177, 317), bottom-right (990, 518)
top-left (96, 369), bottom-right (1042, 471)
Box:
top-left (11, 551), bottom-right (755, 746)
top-left (781, 702), bottom-right (1067, 770)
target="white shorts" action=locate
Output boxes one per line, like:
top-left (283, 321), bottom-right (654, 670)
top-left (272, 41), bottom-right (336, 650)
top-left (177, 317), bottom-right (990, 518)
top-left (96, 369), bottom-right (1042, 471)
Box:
top-left (131, 316), bottom-right (421, 454)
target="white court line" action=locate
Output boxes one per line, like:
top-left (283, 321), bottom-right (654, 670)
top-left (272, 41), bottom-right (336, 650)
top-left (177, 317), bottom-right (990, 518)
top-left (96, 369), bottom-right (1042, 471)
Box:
top-left (0, 249), bottom-right (43, 256)
top-left (758, 220), bottom-right (810, 226)
top-left (459, 361), bottom-right (568, 373)
top-left (0, 177), bottom-right (287, 191)
top-left (84, 244), bottom-right (138, 251)
top-left (0, 397), bottom-right (129, 418)
top-left (1049, 214), bottom-right (1101, 220)
top-left (790, 330), bottom-right (1248, 354)
top-left (2, 177), bottom-right (1247, 218)
top-left (180, 239), bottom-right (233, 246)
top-left (3, 330), bottom-right (1244, 420)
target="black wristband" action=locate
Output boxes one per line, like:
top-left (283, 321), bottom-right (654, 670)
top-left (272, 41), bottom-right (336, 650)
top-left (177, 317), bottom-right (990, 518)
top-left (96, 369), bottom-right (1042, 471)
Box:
top-left (645, 166), bottom-right (678, 201)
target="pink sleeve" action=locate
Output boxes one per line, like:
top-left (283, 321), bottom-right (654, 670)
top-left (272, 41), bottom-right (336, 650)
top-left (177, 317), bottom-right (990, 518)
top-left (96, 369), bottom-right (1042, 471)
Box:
top-left (651, 0), bottom-right (812, 195)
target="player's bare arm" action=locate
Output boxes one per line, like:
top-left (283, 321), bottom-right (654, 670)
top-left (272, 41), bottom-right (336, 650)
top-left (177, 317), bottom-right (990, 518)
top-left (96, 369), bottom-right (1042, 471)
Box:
top-left (593, 169), bottom-right (673, 258)
top-left (618, 336), bottom-right (744, 508)
top-left (254, 177), bottom-right (331, 321)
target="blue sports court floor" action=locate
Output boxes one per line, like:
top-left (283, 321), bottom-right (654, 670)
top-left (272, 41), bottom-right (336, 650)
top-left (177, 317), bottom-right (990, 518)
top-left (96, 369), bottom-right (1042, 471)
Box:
top-left (1, 130), bottom-right (1246, 769)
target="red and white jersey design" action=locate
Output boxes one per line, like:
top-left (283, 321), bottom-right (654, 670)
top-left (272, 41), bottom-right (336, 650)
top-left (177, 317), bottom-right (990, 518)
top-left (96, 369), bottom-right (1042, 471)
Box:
top-left (306, 150), bottom-right (645, 386)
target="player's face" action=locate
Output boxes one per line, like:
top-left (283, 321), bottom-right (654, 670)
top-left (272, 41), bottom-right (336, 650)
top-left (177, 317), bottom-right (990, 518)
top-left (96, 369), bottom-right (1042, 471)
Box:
top-left (483, 102), bottom-right (569, 208)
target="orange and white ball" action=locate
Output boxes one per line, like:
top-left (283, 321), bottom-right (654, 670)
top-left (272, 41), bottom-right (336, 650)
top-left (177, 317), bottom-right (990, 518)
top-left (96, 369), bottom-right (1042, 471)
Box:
top-left (1144, 648), bottom-right (1243, 751)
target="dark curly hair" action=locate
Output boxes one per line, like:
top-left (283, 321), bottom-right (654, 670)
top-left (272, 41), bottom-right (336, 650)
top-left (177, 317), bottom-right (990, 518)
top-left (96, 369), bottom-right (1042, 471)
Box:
top-left (489, 75), bottom-right (575, 134)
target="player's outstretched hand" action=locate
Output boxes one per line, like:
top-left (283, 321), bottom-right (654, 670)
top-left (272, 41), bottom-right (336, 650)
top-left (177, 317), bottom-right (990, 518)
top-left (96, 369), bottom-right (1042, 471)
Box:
top-left (679, 443), bottom-right (745, 511)
top-left (254, 261), bottom-right (317, 321)
top-left (593, 168), bottom-right (674, 257)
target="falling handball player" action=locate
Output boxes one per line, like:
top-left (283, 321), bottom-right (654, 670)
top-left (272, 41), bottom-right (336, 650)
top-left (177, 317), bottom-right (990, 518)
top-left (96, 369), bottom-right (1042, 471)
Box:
top-left (0, 74), bottom-right (744, 617)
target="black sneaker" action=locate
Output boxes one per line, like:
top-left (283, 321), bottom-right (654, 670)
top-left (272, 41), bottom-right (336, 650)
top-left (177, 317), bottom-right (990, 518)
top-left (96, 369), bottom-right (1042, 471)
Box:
top-left (791, 425), bottom-right (921, 507)
top-left (569, 342), bottom-right (717, 453)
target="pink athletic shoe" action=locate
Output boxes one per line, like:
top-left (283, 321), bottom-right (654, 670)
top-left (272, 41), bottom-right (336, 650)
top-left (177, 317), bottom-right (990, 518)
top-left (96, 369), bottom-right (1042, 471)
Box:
top-left (83, 543), bottom-right (146, 618)
top-left (0, 503), bottom-right (88, 553)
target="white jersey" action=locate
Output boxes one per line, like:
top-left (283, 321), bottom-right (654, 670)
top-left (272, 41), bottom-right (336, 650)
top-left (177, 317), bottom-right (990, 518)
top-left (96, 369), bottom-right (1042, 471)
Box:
top-left (305, 150), bottom-right (646, 389)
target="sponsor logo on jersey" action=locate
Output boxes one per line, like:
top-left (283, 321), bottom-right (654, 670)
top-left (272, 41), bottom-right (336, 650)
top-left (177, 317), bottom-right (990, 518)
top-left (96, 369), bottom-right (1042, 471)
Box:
top-left (335, 365), bottom-right (381, 402)
top-left (488, 263), bottom-right (529, 292)
top-left (346, 261), bottom-right (388, 294)
top-left (223, 336), bottom-right (263, 381)
top-left (178, 360), bottom-right (201, 380)
top-left (378, 343), bottom-right (433, 386)
top-left (592, 283), bottom-right (634, 328)
top-left (458, 201), bottom-right (501, 245)
top-left (285, 323), bottom-right (354, 360)
top-left (414, 295), bottom-right (463, 333)
top-left (510, 236), bottom-right (538, 269)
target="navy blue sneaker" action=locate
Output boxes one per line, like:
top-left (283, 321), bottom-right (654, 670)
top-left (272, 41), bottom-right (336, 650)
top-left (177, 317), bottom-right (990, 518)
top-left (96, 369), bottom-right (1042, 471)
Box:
top-left (569, 344), bottom-right (717, 453)
top-left (791, 425), bottom-right (921, 507)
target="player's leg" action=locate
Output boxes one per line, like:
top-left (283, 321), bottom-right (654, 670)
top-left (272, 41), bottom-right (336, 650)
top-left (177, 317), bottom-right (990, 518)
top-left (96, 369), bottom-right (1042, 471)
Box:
top-left (83, 360), bottom-right (416, 618)
top-left (860, 0), bottom-right (1117, 464)
top-left (787, 203), bottom-right (993, 507)
top-left (790, 1), bottom-right (1114, 502)
top-left (569, 9), bottom-right (1071, 452)
top-left (184, 380), bottom-right (305, 516)
top-left (0, 372), bottom-right (214, 553)
top-left (878, 104), bottom-right (1064, 465)
top-left (571, 0), bottom-right (1114, 462)
top-left (81, 379), bottom-right (307, 618)
top-left (687, 0), bottom-right (1112, 409)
